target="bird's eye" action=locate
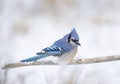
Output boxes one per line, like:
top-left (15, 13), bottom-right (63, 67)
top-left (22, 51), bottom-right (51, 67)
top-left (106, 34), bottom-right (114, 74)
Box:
top-left (71, 39), bottom-right (76, 42)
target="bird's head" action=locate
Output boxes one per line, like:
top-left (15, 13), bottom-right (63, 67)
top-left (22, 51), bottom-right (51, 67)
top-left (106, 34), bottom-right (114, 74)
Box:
top-left (64, 28), bottom-right (81, 46)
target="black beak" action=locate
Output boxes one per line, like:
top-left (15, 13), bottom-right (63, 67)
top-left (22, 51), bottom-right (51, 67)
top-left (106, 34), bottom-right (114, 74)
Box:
top-left (76, 42), bottom-right (81, 46)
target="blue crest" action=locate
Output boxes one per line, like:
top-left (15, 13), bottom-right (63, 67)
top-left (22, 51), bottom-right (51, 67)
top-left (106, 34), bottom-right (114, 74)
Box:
top-left (70, 28), bottom-right (79, 41)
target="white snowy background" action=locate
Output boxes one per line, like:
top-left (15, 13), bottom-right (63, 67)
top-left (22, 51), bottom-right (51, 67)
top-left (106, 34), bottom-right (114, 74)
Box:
top-left (0, 0), bottom-right (120, 84)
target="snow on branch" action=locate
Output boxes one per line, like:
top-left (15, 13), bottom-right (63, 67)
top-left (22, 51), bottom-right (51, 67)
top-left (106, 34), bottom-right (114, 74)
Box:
top-left (2, 55), bottom-right (120, 69)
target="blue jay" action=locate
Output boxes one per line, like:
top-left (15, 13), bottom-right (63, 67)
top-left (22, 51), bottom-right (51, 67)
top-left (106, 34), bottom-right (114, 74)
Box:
top-left (20, 28), bottom-right (81, 64)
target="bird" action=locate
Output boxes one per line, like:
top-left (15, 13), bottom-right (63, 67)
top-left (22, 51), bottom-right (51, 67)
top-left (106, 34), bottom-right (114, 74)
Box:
top-left (20, 28), bottom-right (81, 64)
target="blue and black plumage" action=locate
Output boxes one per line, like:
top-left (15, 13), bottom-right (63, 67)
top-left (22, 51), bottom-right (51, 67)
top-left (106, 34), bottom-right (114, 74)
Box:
top-left (20, 28), bottom-right (81, 64)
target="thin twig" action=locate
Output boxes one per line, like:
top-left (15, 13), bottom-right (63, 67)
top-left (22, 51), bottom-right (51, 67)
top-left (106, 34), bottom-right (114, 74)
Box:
top-left (2, 55), bottom-right (120, 69)
top-left (72, 55), bottom-right (120, 64)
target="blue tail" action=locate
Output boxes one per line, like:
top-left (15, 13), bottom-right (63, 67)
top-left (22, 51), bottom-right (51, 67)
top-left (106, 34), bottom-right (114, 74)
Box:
top-left (20, 54), bottom-right (50, 62)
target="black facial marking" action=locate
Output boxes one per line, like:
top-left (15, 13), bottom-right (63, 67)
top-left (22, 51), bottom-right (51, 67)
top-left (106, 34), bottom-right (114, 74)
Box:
top-left (68, 33), bottom-right (71, 43)
top-left (71, 39), bottom-right (76, 42)
top-left (71, 39), bottom-right (79, 43)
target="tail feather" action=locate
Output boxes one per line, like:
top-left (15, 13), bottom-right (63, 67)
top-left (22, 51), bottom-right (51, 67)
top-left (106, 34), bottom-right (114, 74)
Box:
top-left (20, 54), bottom-right (50, 62)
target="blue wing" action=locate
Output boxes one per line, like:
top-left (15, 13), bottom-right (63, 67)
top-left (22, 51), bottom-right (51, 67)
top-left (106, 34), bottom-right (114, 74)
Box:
top-left (36, 46), bottom-right (63, 56)
top-left (20, 46), bottom-right (63, 62)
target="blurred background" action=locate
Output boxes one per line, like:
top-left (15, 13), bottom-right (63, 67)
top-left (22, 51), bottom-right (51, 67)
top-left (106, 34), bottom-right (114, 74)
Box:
top-left (1, 0), bottom-right (120, 84)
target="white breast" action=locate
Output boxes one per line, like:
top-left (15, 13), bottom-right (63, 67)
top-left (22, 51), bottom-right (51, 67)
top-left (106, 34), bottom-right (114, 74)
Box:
top-left (56, 47), bottom-right (78, 65)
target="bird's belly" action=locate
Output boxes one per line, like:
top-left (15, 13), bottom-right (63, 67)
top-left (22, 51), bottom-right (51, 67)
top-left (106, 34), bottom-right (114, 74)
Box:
top-left (57, 47), bottom-right (78, 64)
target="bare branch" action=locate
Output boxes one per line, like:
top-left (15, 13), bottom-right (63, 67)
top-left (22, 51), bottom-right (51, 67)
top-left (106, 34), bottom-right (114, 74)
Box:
top-left (72, 55), bottom-right (120, 64)
top-left (2, 55), bottom-right (120, 69)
